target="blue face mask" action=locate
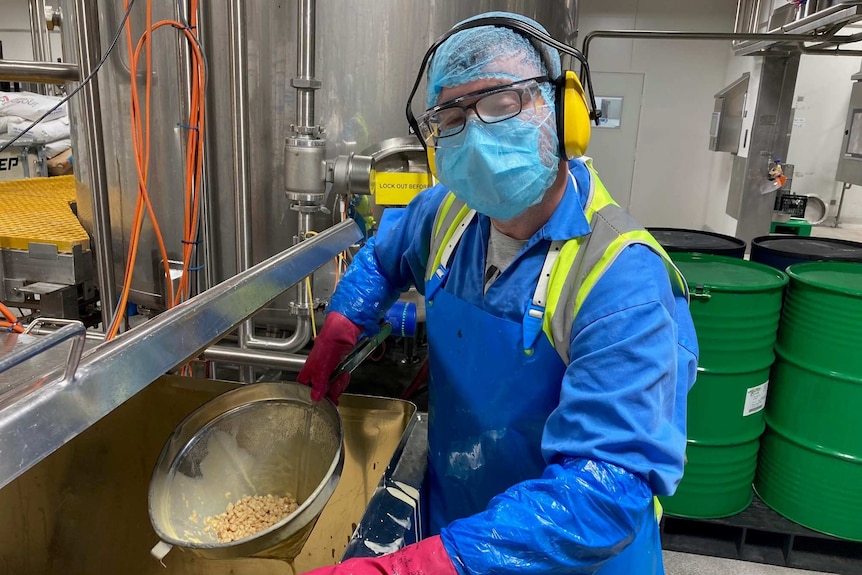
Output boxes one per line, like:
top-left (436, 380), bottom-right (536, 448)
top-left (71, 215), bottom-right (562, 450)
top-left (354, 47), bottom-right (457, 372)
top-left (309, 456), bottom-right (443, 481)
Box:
top-left (435, 113), bottom-right (559, 221)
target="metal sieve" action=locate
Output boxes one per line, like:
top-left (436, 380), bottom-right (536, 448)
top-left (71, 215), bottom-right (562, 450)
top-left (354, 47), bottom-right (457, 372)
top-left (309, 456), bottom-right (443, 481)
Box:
top-left (148, 381), bottom-right (344, 561)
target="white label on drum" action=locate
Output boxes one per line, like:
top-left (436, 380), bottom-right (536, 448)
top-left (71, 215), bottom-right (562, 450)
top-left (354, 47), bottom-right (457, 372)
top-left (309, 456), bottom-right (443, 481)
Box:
top-left (743, 381), bottom-right (769, 416)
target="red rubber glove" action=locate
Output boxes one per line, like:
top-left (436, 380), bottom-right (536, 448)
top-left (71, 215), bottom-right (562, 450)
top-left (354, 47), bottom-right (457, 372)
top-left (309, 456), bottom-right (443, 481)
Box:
top-left (302, 535), bottom-right (457, 575)
top-left (298, 312), bottom-right (363, 404)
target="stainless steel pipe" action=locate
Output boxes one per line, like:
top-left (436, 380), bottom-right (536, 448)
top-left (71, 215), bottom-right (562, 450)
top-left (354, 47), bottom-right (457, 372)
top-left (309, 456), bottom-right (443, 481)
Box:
top-left (0, 60), bottom-right (79, 84)
top-left (28, 0), bottom-right (52, 93)
top-left (70, 0), bottom-right (117, 329)
top-left (202, 345), bottom-right (307, 372)
top-left (296, 0), bottom-right (317, 130)
top-left (227, 0), bottom-right (256, 381)
top-left (582, 29), bottom-right (841, 61)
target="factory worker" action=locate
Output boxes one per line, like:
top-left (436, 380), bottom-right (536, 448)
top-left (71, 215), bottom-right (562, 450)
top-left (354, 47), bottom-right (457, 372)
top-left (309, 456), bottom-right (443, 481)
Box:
top-left (298, 11), bottom-right (698, 575)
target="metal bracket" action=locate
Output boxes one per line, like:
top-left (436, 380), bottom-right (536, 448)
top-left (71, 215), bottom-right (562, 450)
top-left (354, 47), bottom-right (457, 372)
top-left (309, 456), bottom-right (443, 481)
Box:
top-left (291, 77), bottom-right (322, 89)
top-left (691, 285), bottom-right (712, 301)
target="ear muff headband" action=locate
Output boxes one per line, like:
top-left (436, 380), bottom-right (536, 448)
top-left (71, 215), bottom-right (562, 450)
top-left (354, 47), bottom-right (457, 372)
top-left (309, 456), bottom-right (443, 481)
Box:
top-left (405, 16), bottom-right (600, 165)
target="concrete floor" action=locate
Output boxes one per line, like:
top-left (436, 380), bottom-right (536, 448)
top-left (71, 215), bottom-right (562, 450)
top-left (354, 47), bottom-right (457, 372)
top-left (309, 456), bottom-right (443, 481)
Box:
top-left (663, 551), bottom-right (830, 574)
top-left (809, 220), bottom-right (862, 242)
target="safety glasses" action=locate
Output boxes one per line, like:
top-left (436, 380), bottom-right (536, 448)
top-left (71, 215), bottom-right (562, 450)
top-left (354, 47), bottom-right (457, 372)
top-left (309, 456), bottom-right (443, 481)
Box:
top-left (417, 76), bottom-right (550, 149)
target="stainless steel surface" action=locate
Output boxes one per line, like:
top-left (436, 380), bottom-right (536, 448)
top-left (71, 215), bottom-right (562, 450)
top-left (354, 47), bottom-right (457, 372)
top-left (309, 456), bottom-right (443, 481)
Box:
top-left (796, 0), bottom-right (820, 20)
top-left (583, 30), bottom-right (836, 62)
top-left (0, 60), bottom-right (78, 84)
top-left (0, 374), bottom-right (418, 574)
top-left (0, 321), bottom-right (84, 389)
top-left (734, 0), bottom-right (763, 38)
top-left (804, 194), bottom-right (828, 225)
top-left (735, 55), bottom-right (801, 245)
top-left (63, 0), bottom-right (116, 327)
top-left (62, 0), bottom-right (190, 312)
top-left (0, 220), bottom-right (361, 490)
top-left (0, 243), bottom-right (93, 287)
top-left (331, 153), bottom-right (374, 195)
top-left (285, 137), bottom-right (327, 197)
top-left (203, 345), bottom-right (308, 371)
top-left (62, 1), bottom-right (565, 316)
top-left (735, 0), bottom-right (746, 34)
top-left (343, 412), bottom-right (428, 559)
top-left (149, 381), bottom-right (343, 560)
top-left (710, 73), bottom-right (750, 154)
top-left (736, 2), bottom-right (862, 55)
top-left (330, 137), bottom-right (429, 198)
top-left (836, 77), bottom-right (862, 186)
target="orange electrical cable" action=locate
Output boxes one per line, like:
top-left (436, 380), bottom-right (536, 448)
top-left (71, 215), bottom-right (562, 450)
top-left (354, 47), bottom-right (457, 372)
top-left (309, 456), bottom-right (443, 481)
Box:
top-left (106, 1), bottom-right (207, 340)
top-left (0, 302), bottom-right (24, 333)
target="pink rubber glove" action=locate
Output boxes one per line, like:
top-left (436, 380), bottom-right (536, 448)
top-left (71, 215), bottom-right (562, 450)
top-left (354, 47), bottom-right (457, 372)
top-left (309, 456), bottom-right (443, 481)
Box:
top-left (297, 312), bottom-right (363, 404)
top-left (302, 536), bottom-right (458, 575)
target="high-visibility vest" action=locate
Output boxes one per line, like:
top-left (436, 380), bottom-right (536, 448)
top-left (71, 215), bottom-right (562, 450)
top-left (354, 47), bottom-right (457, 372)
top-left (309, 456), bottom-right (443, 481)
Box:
top-left (425, 159), bottom-right (689, 364)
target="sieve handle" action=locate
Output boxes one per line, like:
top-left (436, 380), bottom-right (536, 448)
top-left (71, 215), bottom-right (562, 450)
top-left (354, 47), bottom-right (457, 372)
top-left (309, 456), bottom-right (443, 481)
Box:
top-left (330, 322), bottom-right (392, 382)
top-left (150, 540), bottom-right (173, 565)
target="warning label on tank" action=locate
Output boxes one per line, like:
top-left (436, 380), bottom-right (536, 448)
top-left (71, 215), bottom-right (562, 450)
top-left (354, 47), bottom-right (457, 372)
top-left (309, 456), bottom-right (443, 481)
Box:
top-left (743, 381), bottom-right (768, 416)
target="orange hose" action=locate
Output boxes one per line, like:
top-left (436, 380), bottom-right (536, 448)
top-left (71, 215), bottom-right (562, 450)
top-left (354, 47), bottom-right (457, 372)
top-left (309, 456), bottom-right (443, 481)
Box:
top-left (0, 302), bottom-right (24, 333)
top-left (107, 3), bottom-right (207, 339)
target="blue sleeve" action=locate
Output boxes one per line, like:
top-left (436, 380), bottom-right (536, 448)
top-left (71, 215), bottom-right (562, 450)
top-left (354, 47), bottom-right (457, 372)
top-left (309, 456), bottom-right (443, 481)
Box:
top-left (442, 458), bottom-right (653, 575)
top-left (328, 184), bottom-right (449, 331)
top-left (544, 243), bottom-right (697, 496)
top-left (438, 245), bottom-right (698, 574)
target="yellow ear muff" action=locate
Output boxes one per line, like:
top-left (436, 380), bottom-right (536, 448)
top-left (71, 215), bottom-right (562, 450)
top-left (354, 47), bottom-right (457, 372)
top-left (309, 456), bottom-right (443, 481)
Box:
top-left (426, 147), bottom-right (437, 179)
top-left (558, 70), bottom-right (591, 159)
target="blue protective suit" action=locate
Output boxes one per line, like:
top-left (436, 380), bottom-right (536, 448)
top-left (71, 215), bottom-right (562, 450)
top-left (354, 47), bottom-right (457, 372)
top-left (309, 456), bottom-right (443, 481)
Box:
top-left (329, 158), bottom-right (699, 574)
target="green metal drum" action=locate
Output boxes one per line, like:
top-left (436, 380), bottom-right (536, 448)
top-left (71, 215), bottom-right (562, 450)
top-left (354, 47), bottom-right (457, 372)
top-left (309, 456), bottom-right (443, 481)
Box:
top-left (755, 261), bottom-right (862, 541)
top-left (660, 253), bottom-right (787, 518)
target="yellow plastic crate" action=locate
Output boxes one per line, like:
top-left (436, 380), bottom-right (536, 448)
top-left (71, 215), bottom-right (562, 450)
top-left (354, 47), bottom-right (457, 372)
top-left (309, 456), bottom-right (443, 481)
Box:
top-left (0, 176), bottom-right (90, 253)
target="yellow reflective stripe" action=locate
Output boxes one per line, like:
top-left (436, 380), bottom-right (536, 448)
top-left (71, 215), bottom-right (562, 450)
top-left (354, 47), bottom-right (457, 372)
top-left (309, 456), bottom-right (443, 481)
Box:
top-left (574, 232), bottom-right (687, 319)
top-left (543, 164), bottom-right (617, 346)
top-left (434, 193), bottom-right (458, 238)
top-left (431, 203), bottom-right (474, 274)
top-left (626, 231), bottom-right (688, 295)
top-left (584, 165), bottom-right (618, 218)
top-left (575, 234), bottom-right (628, 317)
top-left (542, 237), bottom-right (585, 345)
top-left (654, 496), bottom-right (663, 521)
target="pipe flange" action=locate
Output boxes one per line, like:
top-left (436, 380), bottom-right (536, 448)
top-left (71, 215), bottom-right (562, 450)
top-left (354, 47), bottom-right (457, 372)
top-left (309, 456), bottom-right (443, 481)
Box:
top-left (288, 302), bottom-right (311, 316)
top-left (289, 125), bottom-right (326, 137)
top-left (289, 203), bottom-right (324, 213)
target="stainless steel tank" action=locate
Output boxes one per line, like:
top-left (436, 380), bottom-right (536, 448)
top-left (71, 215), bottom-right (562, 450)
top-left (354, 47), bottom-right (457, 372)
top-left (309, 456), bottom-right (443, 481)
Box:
top-left (61, 0), bottom-right (573, 317)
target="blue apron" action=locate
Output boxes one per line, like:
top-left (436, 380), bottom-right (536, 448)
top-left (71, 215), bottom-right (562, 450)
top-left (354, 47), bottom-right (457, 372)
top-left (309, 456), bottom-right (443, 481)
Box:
top-left (424, 251), bottom-right (664, 574)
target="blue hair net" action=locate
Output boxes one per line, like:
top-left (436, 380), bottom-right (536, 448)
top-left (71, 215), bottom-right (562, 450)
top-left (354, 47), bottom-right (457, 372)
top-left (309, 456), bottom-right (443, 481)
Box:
top-left (425, 12), bottom-right (562, 110)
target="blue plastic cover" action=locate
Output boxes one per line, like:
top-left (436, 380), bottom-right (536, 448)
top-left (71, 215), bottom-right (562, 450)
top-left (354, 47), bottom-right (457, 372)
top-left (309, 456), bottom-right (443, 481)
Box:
top-left (426, 12), bottom-right (561, 109)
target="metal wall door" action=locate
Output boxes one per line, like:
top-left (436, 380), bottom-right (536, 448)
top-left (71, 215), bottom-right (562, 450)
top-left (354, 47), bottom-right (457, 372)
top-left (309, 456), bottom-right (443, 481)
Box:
top-left (586, 72), bottom-right (645, 211)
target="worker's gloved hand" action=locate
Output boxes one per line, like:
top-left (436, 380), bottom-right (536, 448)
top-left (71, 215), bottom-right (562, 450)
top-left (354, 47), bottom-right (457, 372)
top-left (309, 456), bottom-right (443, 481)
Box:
top-left (302, 535), bottom-right (457, 575)
top-left (298, 312), bottom-right (363, 404)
